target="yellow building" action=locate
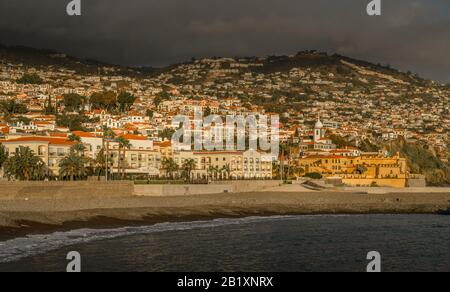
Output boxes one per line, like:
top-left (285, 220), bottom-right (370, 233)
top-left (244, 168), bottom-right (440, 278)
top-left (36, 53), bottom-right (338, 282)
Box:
top-left (297, 152), bottom-right (408, 188)
top-left (0, 136), bottom-right (76, 176)
top-left (174, 150), bottom-right (273, 180)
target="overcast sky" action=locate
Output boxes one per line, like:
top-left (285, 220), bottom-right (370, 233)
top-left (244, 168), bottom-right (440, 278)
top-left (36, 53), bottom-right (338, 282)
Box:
top-left (0, 0), bottom-right (449, 83)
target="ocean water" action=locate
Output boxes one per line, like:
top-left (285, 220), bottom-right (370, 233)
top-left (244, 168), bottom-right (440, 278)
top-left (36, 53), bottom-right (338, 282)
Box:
top-left (0, 214), bottom-right (449, 272)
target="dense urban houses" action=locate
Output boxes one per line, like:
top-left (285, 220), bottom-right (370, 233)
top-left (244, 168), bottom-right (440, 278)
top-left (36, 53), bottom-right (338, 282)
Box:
top-left (0, 49), bottom-right (448, 185)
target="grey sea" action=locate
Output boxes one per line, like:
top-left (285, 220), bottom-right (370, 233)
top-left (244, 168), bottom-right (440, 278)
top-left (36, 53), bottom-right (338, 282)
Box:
top-left (0, 214), bottom-right (449, 272)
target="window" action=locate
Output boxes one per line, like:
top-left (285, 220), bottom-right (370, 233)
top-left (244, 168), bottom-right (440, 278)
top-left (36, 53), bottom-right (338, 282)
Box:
top-left (38, 146), bottom-right (46, 156)
top-left (57, 148), bottom-right (65, 156)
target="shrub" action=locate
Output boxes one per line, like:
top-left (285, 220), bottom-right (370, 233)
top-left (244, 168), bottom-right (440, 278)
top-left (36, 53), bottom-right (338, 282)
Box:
top-left (304, 172), bottom-right (323, 180)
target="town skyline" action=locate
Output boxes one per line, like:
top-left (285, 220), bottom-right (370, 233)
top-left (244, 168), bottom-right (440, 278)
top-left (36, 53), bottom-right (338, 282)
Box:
top-left (0, 44), bottom-right (449, 186)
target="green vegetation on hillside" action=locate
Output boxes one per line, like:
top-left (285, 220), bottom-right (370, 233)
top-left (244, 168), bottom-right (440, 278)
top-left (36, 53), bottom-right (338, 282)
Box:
top-left (17, 73), bottom-right (43, 84)
top-left (388, 138), bottom-right (450, 185)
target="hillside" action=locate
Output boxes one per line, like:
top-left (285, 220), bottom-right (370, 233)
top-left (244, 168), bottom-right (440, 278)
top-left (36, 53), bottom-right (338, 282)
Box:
top-left (0, 44), bottom-right (147, 76)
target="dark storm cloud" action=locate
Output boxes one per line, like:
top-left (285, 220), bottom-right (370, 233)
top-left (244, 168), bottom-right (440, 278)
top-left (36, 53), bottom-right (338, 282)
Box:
top-left (0, 0), bottom-right (449, 82)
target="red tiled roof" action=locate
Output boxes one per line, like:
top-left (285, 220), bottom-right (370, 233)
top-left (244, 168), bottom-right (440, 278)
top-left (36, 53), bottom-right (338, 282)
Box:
top-left (49, 132), bottom-right (68, 138)
top-left (193, 151), bottom-right (240, 155)
top-left (72, 131), bottom-right (96, 138)
top-left (1, 137), bottom-right (76, 146)
top-left (154, 141), bottom-right (171, 147)
top-left (302, 155), bottom-right (346, 159)
top-left (121, 134), bottom-right (147, 141)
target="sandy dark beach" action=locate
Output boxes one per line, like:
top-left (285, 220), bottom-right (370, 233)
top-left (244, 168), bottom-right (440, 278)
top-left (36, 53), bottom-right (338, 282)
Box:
top-left (1, 189), bottom-right (450, 241)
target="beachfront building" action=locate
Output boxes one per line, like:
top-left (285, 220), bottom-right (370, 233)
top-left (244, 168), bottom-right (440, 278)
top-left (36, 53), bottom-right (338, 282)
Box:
top-left (297, 152), bottom-right (408, 188)
top-left (105, 134), bottom-right (160, 176)
top-left (173, 149), bottom-right (273, 180)
top-left (65, 131), bottom-right (161, 176)
top-left (0, 136), bottom-right (76, 176)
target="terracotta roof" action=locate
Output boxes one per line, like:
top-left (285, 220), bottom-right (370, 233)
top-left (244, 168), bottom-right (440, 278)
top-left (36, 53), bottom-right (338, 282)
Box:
top-left (1, 137), bottom-right (76, 146)
top-left (154, 141), bottom-right (172, 147)
top-left (72, 131), bottom-right (96, 138)
top-left (121, 134), bottom-right (147, 141)
top-left (49, 132), bottom-right (68, 138)
top-left (302, 155), bottom-right (346, 159)
top-left (193, 151), bottom-right (240, 155)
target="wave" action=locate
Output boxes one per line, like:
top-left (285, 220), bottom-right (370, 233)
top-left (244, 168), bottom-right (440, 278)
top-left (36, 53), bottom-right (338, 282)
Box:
top-left (0, 214), bottom-right (371, 264)
top-left (0, 215), bottom-right (311, 264)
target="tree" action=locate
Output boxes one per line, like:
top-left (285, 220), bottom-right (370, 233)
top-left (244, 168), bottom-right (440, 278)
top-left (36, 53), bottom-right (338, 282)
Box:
top-left (162, 158), bottom-right (179, 179)
top-left (304, 172), bottom-right (323, 180)
top-left (153, 91), bottom-right (170, 107)
top-left (90, 91), bottom-right (117, 111)
top-left (71, 143), bottom-right (87, 155)
top-left (329, 134), bottom-right (353, 148)
top-left (32, 161), bottom-right (51, 181)
top-left (17, 73), bottom-right (43, 85)
top-left (68, 134), bottom-right (81, 143)
top-left (0, 145), bottom-right (9, 176)
top-left (63, 93), bottom-right (86, 112)
top-left (208, 166), bottom-right (220, 180)
top-left (0, 100), bottom-right (28, 117)
top-left (59, 151), bottom-right (87, 181)
top-left (181, 159), bottom-right (196, 181)
top-left (159, 128), bottom-right (176, 141)
top-left (221, 164), bottom-right (231, 180)
top-left (16, 116), bottom-right (32, 125)
top-left (92, 148), bottom-right (112, 181)
top-left (115, 136), bottom-right (132, 179)
top-left (56, 114), bottom-right (88, 131)
top-left (3, 146), bottom-right (46, 181)
top-left (117, 92), bottom-right (137, 112)
top-left (44, 96), bottom-right (56, 115)
top-left (204, 106), bottom-right (212, 117)
top-left (103, 126), bottom-right (116, 140)
top-left (145, 109), bottom-right (154, 119)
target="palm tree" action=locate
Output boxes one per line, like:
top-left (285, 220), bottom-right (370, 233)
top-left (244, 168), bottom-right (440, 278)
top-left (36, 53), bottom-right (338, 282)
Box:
top-left (115, 137), bottom-right (132, 179)
top-left (92, 148), bottom-right (110, 180)
top-left (3, 146), bottom-right (44, 181)
top-left (59, 151), bottom-right (86, 181)
top-left (181, 159), bottom-right (196, 182)
top-left (208, 166), bottom-right (219, 180)
top-left (103, 126), bottom-right (116, 140)
top-left (221, 164), bottom-right (231, 180)
top-left (0, 145), bottom-right (9, 178)
top-left (162, 158), bottom-right (179, 179)
top-left (33, 160), bottom-right (51, 181)
top-left (71, 143), bottom-right (86, 155)
top-left (68, 134), bottom-right (81, 143)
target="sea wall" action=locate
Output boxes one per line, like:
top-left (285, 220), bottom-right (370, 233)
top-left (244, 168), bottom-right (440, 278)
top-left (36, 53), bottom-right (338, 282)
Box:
top-left (210, 180), bottom-right (283, 193)
top-left (134, 184), bottom-right (234, 197)
top-left (342, 178), bottom-right (406, 188)
top-left (0, 180), bottom-right (282, 199)
top-left (134, 180), bottom-right (283, 197)
top-left (0, 181), bottom-right (134, 200)
top-left (407, 178), bottom-right (427, 188)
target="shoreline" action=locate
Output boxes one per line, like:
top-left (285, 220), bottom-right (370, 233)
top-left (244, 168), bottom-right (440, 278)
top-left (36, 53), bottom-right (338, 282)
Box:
top-left (1, 189), bottom-right (449, 242)
top-left (1, 211), bottom-right (446, 243)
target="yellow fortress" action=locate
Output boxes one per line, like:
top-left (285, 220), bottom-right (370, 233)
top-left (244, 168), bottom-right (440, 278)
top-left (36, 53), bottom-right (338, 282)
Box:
top-left (297, 152), bottom-right (409, 188)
